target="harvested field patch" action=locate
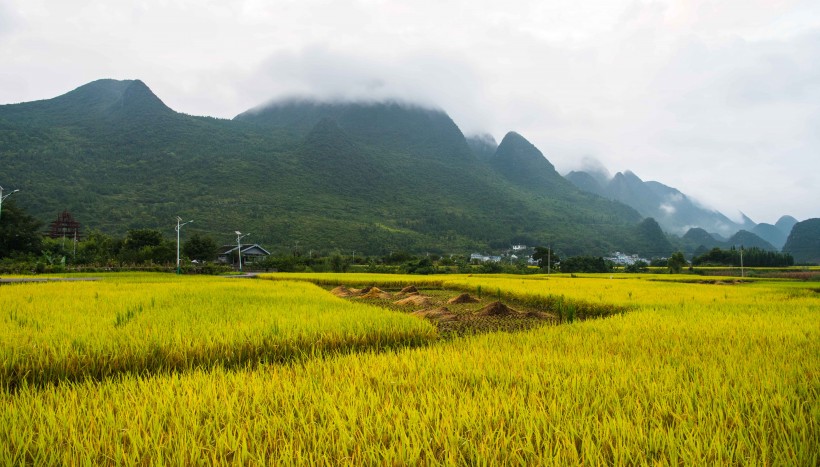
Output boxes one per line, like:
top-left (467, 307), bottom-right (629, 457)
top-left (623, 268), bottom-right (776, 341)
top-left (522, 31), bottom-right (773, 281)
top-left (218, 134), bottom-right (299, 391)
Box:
top-left (412, 307), bottom-right (459, 321)
top-left (328, 283), bottom-right (558, 336)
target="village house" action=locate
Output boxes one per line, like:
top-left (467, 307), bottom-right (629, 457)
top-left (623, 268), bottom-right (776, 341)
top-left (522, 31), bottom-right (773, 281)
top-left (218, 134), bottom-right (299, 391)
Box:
top-left (217, 244), bottom-right (271, 267)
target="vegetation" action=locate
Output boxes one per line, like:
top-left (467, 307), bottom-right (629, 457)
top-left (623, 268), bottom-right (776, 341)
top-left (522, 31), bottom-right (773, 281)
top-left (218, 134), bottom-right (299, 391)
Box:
top-left (559, 256), bottom-right (612, 273)
top-left (2, 79), bottom-right (662, 256)
top-left (1, 272), bottom-right (817, 464)
top-left (0, 200), bottom-right (43, 258)
top-left (182, 233), bottom-right (218, 262)
top-left (0, 275), bottom-right (435, 390)
top-left (782, 218), bottom-right (820, 264)
top-left (692, 247), bottom-right (795, 267)
top-left (667, 251), bottom-right (687, 273)
top-left (531, 246), bottom-right (559, 270)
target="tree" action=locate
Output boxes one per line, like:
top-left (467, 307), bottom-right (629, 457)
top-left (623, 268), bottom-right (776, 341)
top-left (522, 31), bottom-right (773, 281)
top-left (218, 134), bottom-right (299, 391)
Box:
top-left (329, 254), bottom-right (350, 272)
top-left (182, 233), bottom-right (218, 262)
top-left (624, 260), bottom-right (649, 273)
top-left (0, 200), bottom-right (43, 258)
top-left (532, 246), bottom-right (560, 271)
top-left (76, 230), bottom-right (114, 264)
top-left (560, 256), bottom-right (611, 273)
top-left (124, 229), bottom-right (163, 250)
top-left (668, 251), bottom-right (687, 274)
top-left (118, 229), bottom-right (174, 264)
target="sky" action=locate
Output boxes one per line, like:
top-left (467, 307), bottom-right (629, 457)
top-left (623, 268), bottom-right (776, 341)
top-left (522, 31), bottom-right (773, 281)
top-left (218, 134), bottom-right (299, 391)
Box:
top-left (1, 0), bottom-right (818, 224)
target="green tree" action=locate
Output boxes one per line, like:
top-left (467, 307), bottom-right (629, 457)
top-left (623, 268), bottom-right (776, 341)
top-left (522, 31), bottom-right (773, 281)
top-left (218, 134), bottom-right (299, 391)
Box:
top-left (667, 251), bottom-right (687, 274)
top-left (329, 254), bottom-right (350, 273)
top-left (76, 230), bottom-right (115, 264)
top-left (182, 233), bottom-right (218, 262)
top-left (560, 256), bottom-right (611, 273)
top-left (624, 260), bottom-right (649, 273)
top-left (0, 200), bottom-right (43, 258)
top-left (532, 246), bottom-right (560, 271)
top-left (118, 229), bottom-right (173, 264)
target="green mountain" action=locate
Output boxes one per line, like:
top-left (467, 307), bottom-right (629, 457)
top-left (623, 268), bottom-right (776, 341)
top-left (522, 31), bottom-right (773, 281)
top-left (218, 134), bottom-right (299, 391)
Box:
top-left (751, 223), bottom-right (788, 250)
top-left (775, 215), bottom-right (798, 236)
top-left (566, 169), bottom-right (754, 236)
top-left (2, 79), bottom-right (657, 256)
top-left (682, 227), bottom-right (721, 249)
top-left (782, 218), bottom-right (820, 264)
top-left (632, 218), bottom-right (674, 258)
top-left (465, 133), bottom-right (498, 161)
top-left (564, 171), bottom-right (607, 197)
top-left (678, 226), bottom-right (777, 258)
top-left (726, 230), bottom-right (777, 251)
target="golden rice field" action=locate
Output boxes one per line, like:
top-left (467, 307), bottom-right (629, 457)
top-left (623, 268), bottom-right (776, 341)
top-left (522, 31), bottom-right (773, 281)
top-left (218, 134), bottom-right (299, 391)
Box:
top-left (1, 272), bottom-right (818, 465)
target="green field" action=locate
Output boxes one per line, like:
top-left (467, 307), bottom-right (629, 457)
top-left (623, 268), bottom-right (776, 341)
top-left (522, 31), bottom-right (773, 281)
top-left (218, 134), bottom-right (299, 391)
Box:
top-left (1, 273), bottom-right (818, 464)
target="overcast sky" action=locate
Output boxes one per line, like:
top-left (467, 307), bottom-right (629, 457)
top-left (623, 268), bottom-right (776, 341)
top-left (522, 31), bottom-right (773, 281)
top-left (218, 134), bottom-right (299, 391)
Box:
top-left (1, 0), bottom-right (818, 224)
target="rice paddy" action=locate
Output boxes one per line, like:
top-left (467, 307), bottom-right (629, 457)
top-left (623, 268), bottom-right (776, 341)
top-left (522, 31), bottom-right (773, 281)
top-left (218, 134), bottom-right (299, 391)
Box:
top-left (1, 272), bottom-right (817, 464)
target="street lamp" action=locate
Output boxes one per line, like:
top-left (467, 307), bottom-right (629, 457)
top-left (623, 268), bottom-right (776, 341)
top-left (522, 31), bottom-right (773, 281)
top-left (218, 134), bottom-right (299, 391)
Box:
top-left (175, 216), bottom-right (193, 274)
top-left (0, 186), bottom-right (20, 221)
top-left (235, 231), bottom-right (250, 272)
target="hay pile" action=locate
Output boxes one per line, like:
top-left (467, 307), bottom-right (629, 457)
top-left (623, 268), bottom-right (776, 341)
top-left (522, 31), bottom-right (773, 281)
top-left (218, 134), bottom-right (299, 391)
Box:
top-left (474, 301), bottom-right (519, 316)
top-left (399, 285), bottom-right (418, 294)
top-left (330, 286), bottom-right (353, 297)
top-left (447, 293), bottom-right (479, 304)
top-left (394, 295), bottom-right (432, 307)
top-left (359, 287), bottom-right (391, 299)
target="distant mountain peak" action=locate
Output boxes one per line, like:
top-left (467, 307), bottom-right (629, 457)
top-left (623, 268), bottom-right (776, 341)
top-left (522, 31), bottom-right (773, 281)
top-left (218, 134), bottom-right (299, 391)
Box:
top-left (567, 166), bottom-right (755, 237)
top-left (488, 132), bottom-right (567, 191)
top-left (0, 78), bottom-right (174, 126)
top-left (61, 79), bottom-right (172, 115)
top-left (775, 215), bottom-right (798, 235)
top-left (492, 132), bottom-right (556, 170)
top-left (236, 97), bottom-right (439, 121)
top-left (234, 97), bottom-right (473, 161)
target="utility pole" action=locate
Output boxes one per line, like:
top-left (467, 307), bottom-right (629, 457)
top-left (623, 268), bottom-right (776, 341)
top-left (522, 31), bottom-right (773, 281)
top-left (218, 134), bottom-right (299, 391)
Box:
top-left (175, 217), bottom-right (193, 274)
top-left (740, 246), bottom-right (744, 278)
top-left (0, 186), bottom-right (20, 220)
top-left (547, 246), bottom-right (551, 275)
top-left (235, 231), bottom-right (250, 272)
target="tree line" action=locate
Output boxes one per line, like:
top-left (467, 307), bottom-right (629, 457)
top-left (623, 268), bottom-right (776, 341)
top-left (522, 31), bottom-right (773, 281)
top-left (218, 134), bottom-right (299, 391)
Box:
top-left (691, 247), bottom-right (794, 267)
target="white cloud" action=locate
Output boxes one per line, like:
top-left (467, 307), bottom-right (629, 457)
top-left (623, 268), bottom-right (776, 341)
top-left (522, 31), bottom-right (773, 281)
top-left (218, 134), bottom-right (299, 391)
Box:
top-left (659, 203), bottom-right (677, 215)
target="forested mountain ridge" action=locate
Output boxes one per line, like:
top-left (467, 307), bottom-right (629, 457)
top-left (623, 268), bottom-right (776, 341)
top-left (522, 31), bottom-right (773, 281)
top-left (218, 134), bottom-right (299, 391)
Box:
top-left (782, 218), bottom-right (820, 264)
top-left (3, 79), bottom-right (668, 256)
top-left (566, 169), bottom-right (755, 236)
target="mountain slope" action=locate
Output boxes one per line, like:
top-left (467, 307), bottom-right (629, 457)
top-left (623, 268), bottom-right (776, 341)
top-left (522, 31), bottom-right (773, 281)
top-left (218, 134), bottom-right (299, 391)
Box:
top-left (3, 80), bottom-right (654, 256)
top-left (565, 171), bottom-right (607, 197)
top-left (489, 132), bottom-right (566, 191)
top-left (681, 227), bottom-right (723, 253)
top-left (775, 215), bottom-right (798, 236)
top-left (782, 218), bottom-right (820, 264)
top-left (726, 230), bottom-right (777, 251)
top-left (566, 169), bottom-right (753, 236)
top-left (465, 133), bottom-right (498, 161)
top-left (751, 223), bottom-right (788, 250)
